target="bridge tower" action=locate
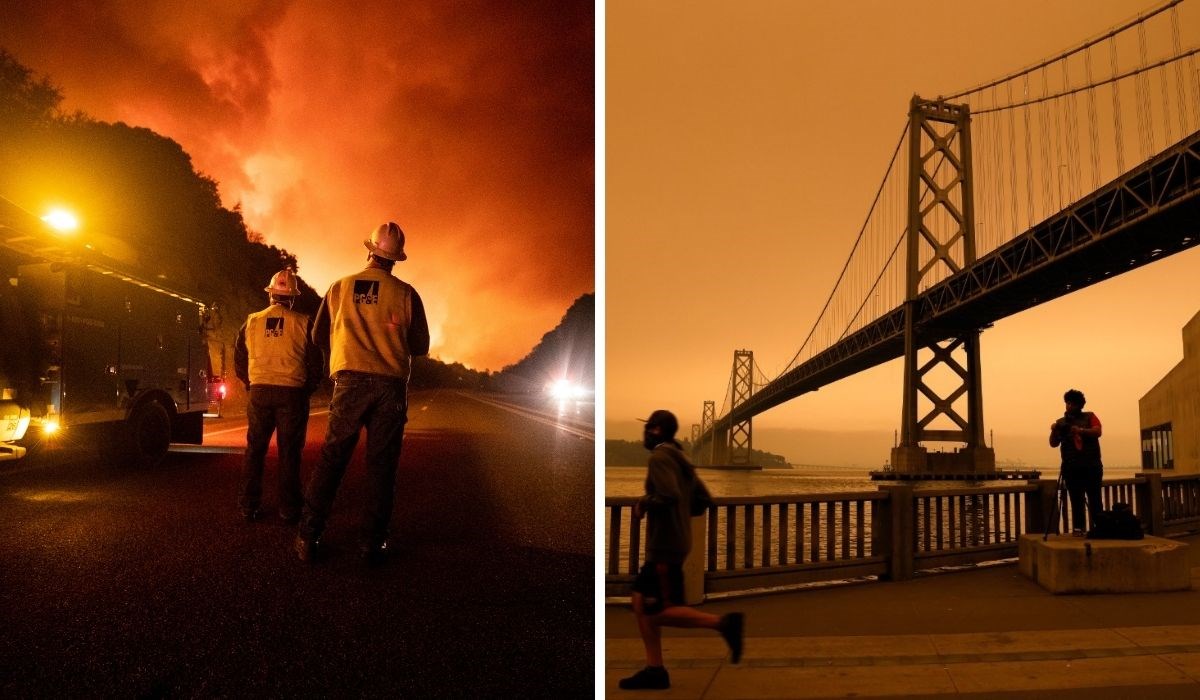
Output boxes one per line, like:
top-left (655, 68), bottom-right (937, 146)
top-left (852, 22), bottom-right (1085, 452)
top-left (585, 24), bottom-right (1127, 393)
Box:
top-left (690, 423), bottom-right (700, 449)
top-left (730, 349), bottom-right (755, 465)
top-left (892, 96), bottom-right (995, 475)
top-left (700, 400), bottom-right (717, 465)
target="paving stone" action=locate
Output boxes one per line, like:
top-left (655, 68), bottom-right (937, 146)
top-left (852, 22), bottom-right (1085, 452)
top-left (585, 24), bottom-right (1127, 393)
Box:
top-left (946, 655), bottom-right (1192, 693)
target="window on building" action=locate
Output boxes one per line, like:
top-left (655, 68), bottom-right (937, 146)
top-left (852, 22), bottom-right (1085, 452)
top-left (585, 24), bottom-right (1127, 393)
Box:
top-left (1141, 423), bottom-right (1174, 470)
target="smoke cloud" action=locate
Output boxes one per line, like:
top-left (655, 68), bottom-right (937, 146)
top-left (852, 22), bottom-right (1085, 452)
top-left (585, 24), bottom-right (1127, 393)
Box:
top-left (0, 0), bottom-right (594, 370)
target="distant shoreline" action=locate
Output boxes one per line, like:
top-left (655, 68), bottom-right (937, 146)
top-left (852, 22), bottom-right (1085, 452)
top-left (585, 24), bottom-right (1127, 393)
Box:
top-left (605, 464), bottom-right (1145, 475)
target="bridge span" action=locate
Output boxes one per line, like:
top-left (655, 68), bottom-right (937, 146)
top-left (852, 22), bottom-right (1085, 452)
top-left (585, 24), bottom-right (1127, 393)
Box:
top-left (711, 128), bottom-right (1200, 438)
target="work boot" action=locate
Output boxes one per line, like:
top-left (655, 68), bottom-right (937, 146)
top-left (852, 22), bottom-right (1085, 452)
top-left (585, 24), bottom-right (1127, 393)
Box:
top-left (617, 665), bottom-right (670, 690)
top-left (359, 540), bottom-right (390, 567)
top-left (294, 535), bottom-right (321, 563)
top-left (719, 612), bottom-right (744, 664)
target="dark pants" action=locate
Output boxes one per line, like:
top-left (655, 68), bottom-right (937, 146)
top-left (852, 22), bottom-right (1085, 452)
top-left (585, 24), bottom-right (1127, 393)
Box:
top-left (1063, 465), bottom-right (1103, 531)
top-left (300, 371), bottom-right (409, 546)
top-left (241, 385), bottom-right (310, 517)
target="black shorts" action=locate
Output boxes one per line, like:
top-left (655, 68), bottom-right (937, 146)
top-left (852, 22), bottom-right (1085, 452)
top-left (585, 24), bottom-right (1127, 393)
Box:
top-left (631, 562), bottom-right (685, 615)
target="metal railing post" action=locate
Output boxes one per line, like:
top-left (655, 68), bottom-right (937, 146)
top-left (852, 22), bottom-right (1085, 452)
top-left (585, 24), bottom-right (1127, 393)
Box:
top-left (684, 515), bottom-right (706, 604)
top-left (876, 484), bottom-right (914, 581)
top-left (1137, 471), bottom-right (1165, 536)
top-left (1026, 478), bottom-right (1059, 535)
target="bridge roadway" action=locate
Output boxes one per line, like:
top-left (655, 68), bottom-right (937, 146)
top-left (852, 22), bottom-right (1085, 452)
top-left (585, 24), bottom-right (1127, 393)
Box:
top-left (0, 388), bottom-right (592, 697)
top-left (708, 128), bottom-right (1200, 440)
top-left (606, 532), bottom-right (1200, 698)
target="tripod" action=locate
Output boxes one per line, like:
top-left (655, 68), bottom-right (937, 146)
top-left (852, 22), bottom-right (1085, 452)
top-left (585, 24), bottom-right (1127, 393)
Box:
top-left (1043, 472), bottom-right (1066, 541)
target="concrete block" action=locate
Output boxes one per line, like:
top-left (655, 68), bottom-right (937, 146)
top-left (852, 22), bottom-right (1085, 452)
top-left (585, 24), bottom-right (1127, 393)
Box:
top-left (1024, 535), bottom-right (1191, 594)
top-left (1018, 534), bottom-right (1043, 579)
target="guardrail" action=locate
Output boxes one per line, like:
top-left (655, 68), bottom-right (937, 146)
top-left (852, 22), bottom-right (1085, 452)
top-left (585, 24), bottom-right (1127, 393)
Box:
top-left (1162, 473), bottom-right (1200, 533)
top-left (604, 471), bottom-right (1200, 597)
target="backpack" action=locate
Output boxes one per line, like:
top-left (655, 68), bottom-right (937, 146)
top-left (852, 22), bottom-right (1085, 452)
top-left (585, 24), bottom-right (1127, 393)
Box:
top-left (661, 443), bottom-right (715, 516)
top-left (1086, 502), bottom-right (1145, 540)
top-left (690, 474), bottom-right (714, 516)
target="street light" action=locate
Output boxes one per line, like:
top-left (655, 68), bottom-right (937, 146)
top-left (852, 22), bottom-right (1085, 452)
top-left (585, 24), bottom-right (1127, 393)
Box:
top-left (41, 207), bottom-right (79, 233)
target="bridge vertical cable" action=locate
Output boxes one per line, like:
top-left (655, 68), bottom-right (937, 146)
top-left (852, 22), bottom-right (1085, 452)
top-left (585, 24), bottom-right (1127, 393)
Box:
top-left (947, 0), bottom-right (1199, 262)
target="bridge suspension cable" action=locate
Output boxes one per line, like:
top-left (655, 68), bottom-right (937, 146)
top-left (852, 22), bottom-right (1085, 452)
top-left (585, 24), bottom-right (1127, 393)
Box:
top-left (771, 124), bottom-right (908, 380)
top-left (944, 0), bottom-right (1186, 102)
top-left (967, 46), bottom-right (1200, 116)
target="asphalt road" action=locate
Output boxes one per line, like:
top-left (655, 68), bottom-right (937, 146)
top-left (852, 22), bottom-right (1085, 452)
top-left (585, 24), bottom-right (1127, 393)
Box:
top-left (0, 389), bottom-right (594, 698)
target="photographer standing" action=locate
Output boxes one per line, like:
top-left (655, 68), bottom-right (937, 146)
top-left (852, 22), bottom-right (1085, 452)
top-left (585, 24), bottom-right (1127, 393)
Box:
top-left (1049, 389), bottom-right (1103, 535)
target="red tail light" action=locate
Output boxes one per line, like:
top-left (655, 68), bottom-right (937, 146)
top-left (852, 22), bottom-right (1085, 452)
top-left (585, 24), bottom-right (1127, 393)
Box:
top-left (218, 383), bottom-right (227, 398)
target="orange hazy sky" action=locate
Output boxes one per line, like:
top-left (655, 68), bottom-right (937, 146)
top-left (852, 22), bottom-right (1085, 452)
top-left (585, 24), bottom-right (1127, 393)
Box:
top-left (607, 0), bottom-right (1200, 467)
top-left (0, 1), bottom-right (594, 372)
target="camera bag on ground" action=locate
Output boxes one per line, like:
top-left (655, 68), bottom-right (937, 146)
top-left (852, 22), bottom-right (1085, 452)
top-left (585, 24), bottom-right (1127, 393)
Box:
top-left (1086, 502), bottom-right (1145, 540)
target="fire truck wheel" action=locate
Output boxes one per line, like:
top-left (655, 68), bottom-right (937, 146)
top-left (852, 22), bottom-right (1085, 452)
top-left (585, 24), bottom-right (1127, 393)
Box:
top-left (129, 401), bottom-right (171, 468)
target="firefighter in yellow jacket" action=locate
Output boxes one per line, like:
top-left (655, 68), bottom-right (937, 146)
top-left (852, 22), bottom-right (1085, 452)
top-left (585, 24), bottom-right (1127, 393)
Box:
top-left (235, 269), bottom-right (323, 523)
top-left (296, 222), bottom-right (430, 564)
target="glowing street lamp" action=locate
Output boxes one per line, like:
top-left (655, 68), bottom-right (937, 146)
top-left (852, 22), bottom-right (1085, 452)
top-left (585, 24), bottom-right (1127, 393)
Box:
top-left (41, 207), bottom-right (79, 233)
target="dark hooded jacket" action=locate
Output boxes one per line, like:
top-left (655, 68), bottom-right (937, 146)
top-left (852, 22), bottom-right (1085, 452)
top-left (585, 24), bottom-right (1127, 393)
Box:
top-left (638, 442), bottom-right (698, 565)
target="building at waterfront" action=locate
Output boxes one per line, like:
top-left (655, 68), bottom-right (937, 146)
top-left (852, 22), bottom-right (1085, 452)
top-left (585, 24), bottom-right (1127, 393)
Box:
top-left (1139, 309), bottom-right (1200, 472)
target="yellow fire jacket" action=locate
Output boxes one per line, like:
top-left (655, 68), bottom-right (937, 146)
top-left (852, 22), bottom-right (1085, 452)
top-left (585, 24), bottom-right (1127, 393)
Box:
top-left (312, 266), bottom-right (430, 379)
top-left (235, 303), bottom-right (320, 389)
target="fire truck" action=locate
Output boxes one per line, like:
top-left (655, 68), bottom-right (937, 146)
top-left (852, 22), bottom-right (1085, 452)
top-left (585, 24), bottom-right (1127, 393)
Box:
top-left (0, 197), bottom-right (217, 467)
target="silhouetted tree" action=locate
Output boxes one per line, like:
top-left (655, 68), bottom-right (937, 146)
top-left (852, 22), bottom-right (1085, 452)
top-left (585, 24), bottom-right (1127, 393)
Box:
top-left (496, 293), bottom-right (594, 392)
top-left (0, 49), bottom-right (61, 129)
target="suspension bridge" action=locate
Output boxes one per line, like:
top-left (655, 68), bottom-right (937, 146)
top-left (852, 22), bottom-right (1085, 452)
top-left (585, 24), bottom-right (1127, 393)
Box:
top-left (691, 0), bottom-right (1200, 475)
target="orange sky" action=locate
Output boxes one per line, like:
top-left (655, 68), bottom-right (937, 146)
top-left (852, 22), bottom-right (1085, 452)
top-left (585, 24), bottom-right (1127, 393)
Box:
top-left (0, 1), bottom-right (594, 372)
top-left (607, 0), bottom-right (1200, 468)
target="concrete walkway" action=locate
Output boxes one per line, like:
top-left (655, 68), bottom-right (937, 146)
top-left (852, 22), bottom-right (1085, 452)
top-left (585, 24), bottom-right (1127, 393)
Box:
top-left (605, 534), bottom-right (1200, 698)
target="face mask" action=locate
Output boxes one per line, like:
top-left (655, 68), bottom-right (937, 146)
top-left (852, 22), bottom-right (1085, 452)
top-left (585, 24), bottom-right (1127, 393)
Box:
top-left (643, 430), bottom-right (658, 450)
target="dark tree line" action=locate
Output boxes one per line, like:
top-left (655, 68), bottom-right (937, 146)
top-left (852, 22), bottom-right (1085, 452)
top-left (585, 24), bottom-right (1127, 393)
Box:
top-left (494, 293), bottom-right (594, 392)
top-left (604, 438), bottom-right (790, 468)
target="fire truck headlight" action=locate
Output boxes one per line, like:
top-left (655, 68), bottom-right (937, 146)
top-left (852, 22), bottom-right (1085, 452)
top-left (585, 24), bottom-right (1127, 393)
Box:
top-left (43, 419), bottom-right (60, 435)
top-left (41, 208), bottom-right (80, 233)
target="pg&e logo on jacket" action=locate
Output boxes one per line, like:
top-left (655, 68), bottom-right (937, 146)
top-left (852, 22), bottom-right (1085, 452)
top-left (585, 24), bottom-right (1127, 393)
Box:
top-left (353, 280), bottom-right (380, 305)
top-left (265, 318), bottom-right (285, 337)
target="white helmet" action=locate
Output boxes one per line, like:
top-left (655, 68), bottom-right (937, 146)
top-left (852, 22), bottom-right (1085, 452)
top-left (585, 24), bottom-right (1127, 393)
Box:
top-left (264, 269), bottom-right (300, 296)
top-left (364, 221), bottom-right (408, 261)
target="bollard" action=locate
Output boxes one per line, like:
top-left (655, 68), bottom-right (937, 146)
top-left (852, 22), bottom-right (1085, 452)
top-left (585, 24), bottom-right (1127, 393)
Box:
top-left (683, 515), bottom-right (706, 605)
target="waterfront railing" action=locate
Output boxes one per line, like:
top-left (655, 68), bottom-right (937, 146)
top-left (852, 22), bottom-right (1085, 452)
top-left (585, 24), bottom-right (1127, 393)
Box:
top-left (604, 471), bottom-right (1200, 597)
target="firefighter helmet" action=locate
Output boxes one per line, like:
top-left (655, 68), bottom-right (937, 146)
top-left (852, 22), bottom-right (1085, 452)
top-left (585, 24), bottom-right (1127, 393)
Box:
top-left (363, 221), bottom-right (408, 261)
top-left (264, 269), bottom-right (300, 296)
